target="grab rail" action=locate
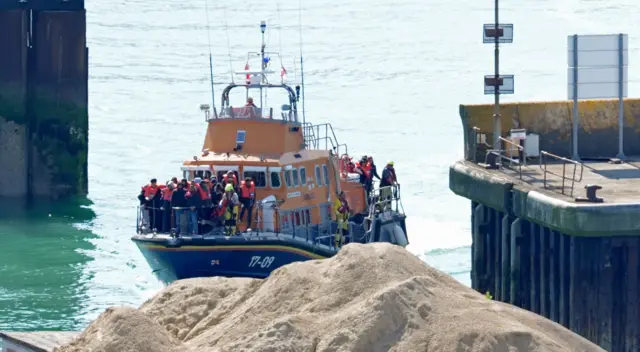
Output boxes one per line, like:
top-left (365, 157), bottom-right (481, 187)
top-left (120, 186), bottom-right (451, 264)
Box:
top-left (539, 151), bottom-right (584, 196)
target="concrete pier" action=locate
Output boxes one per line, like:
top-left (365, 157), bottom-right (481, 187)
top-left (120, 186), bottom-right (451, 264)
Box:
top-left (0, 0), bottom-right (88, 199)
top-left (451, 97), bottom-right (640, 351)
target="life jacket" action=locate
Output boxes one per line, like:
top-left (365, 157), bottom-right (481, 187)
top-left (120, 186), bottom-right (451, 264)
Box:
top-left (143, 184), bottom-right (159, 198)
top-left (240, 180), bottom-right (256, 198)
top-left (361, 163), bottom-right (372, 178)
top-left (198, 183), bottom-right (211, 200)
top-left (223, 173), bottom-right (238, 186)
top-left (162, 187), bottom-right (174, 201)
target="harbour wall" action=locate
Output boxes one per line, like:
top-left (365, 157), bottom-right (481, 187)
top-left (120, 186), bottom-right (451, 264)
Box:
top-left (0, 1), bottom-right (88, 199)
top-left (450, 161), bottom-right (640, 351)
top-left (460, 98), bottom-right (640, 159)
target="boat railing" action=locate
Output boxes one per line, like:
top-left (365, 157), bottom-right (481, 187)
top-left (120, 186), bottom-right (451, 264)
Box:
top-left (367, 184), bottom-right (404, 217)
top-left (539, 150), bottom-right (584, 197)
top-left (303, 122), bottom-right (348, 156)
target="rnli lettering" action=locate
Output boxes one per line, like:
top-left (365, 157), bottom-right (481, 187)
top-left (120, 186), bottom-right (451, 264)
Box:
top-left (249, 256), bottom-right (275, 268)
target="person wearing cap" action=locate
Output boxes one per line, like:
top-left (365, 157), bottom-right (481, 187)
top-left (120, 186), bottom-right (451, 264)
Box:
top-left (219, 183), bottom-right (240, 235)
top-left (379, 161), bottom-right (398, 210)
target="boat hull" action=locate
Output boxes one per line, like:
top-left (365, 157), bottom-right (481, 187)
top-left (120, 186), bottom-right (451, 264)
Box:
top-left (133, 235), bottom-right (335, 284)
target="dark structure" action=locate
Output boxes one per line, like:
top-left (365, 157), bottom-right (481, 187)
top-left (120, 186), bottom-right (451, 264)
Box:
top-left (0, 0), bottom-right (88, 199)
top-left (450, 98), bottom-right (640, 351)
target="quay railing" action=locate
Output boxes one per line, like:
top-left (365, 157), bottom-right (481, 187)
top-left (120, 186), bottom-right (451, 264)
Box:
top-left (539, 151), bottom-right (584, 197)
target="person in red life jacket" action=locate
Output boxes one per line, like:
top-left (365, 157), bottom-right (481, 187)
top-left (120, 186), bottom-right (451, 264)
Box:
top-left (161, 181), bottom-right (175, 232)
top-left (185, 183), bottom-right (202, 235)
top-left (238, 177), bottom-right (256, 227)
top-left (142, 178), bottom-right (164, 231)
top-left (222, 171), bottom-right (238, 189)
top-left (143, 178), bottom-right (160, 201)
top-left (171, 182), bottom-right (188, 236)
top-left (210, 183), bottom-right (225, 225)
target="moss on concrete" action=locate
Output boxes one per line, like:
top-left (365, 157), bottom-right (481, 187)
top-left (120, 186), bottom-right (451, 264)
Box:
top-left (0, 86), bottom-right (26, 125)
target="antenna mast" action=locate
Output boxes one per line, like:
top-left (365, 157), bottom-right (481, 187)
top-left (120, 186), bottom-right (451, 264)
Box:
top-left (260, 21), bottom-right (267, 108)
top-left (298, 0), bottom-right (306, 125)
top-left (203, 0), bottom-right (215, 115)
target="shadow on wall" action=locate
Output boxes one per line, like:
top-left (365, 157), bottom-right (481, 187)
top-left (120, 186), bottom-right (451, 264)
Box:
top-left (460, 98), bottom-right (640, 159)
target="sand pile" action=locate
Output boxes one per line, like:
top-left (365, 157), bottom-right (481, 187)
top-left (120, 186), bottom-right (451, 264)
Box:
top-left (57, 243), bottom-right (603, 352)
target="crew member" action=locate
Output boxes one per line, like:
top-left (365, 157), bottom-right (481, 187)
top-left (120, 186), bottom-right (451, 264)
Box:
top-left (220, 183), bottom-right (240, 235)
top-left (161, 181), bottom-right (175, 232)
top-left (244, 97), bottom-right (258, 117)
top-left (239, 177), bottom-right (256, 227)
top-left (332, 191), bottom-right (350, 248)
top-left (379, 161), bottom-right (398, 211)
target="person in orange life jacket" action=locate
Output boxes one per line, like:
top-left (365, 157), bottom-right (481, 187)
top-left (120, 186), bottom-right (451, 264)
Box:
top-left (244, 97), bottom-right (258, 117)
top-left (194, 177), bottom-right (213, 221)
top-left (171, 182), bottom-right (188, 236)
top-left (185, 183), bottom-right (202, 235)
top-left (223, 171), bottom-right (238, 189)
top-left (161, 182), bottom-right (176, 232)
top-left (238, 177), bottom-right (256, 226)
top-left (142, 178), bottom-right (164, 231)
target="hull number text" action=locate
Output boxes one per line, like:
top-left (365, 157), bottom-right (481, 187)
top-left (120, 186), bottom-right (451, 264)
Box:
top-left (249, 256), bottom-right (275, 268)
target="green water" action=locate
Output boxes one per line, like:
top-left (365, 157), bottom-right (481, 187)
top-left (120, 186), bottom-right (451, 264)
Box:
top-left (0, 199), bottom-right (97, 330)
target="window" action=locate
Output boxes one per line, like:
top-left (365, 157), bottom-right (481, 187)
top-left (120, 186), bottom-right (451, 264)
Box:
top-left (299, 167), bottom-right (307, 186)
top-left (183, 170), bottom-right (190, 180)
top-left (236, 130), bottom-right (246, 144)
top-left (304, 209), bottom-right (311, 224)
top-left (204, 170), bottom-right (212, 179)
top-left (284, 169), bottom-right (292, 187)
top-left (322, 164), bottom-right (330, 186)
top-left (292, 168), bottom-right (300, 187)
top-left (243, 171), bottom-right (267, 188)
top-left (315, 165), bottom-right (322, 186)
top-left (270, 171), bottom-right (281, 188)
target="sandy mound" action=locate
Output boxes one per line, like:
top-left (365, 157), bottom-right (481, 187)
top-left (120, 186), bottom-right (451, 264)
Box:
top-left (57, 243), bottom-right (604, 352)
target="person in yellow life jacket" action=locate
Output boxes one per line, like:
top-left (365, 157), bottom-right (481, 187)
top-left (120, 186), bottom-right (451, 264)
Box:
top-left (219, 183), bottom-right (240, 235)
top-left (332, 191), bottom-right (350, 248)
top-left (239, 177), bottom-right (256, 227)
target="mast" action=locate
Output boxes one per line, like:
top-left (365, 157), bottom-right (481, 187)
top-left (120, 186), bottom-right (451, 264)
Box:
top-left (260, 20), bottom-right (266, 108)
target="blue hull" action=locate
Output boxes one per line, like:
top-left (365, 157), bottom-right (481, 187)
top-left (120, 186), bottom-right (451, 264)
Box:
top-left (133, 235), bottom-right (336, 284)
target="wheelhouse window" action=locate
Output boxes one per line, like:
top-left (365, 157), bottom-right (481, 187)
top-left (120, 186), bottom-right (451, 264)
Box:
top-left (299, 167), bottom-right (307, 186)
top-left (322, 164), bottom-right (330, 186)
top-left (236, 130), bottom-right (246, 144)
top-left (292, 168), bottom-right (300, 187)
top-left (315, 165), bottom-right (322, 186)
top-left (284, 169), bottom-right (292, 187)
top-left (243, 171), bottom-right (267, 188)
top-left (270, 171), bottom-right (282, 188)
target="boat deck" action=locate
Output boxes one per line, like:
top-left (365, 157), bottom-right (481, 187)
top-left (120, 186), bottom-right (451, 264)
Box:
top-left (480, 157), bottom-right (640, 204)
top-left (0, 331), bottom-right (79, 352)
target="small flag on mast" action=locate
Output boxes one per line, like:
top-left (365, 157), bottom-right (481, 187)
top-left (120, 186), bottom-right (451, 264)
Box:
top-left (281, 66), bottom-right (287, 83)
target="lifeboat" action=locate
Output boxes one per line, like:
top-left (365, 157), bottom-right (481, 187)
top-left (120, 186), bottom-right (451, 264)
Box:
top-left (131, 21), bottom-right (409, 284)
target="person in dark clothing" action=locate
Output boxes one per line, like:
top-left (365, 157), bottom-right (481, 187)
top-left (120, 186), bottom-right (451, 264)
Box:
top-left (186, 184), bottom-right (202, 235)
top-left (171, 183), bottom-right (188, 235)
top-left (367, 156), bottom-right (381, 181)
top-left (379, 161), bottom-right (397, 211)
top-left (151, 186), bottom-right (164, 231)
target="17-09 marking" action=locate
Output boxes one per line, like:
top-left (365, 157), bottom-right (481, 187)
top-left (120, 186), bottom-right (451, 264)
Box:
top-left (249, 256), bottom-right (275, 268)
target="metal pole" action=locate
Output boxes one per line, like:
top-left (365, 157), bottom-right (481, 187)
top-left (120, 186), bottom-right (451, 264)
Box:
top-left (492, 0), bottom-right (501, 150)
top-left (571, 34), bottom-right (580, 161)
top-left (617, 33), bottom-right (625, 159)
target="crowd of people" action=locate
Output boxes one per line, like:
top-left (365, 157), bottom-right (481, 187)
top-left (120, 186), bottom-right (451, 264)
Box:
top-left (343, 155), bottom-right (399, 202)
top-left (138, 171), bottom-right (256, 236)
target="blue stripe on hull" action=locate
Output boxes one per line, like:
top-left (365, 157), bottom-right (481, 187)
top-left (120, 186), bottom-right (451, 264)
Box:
top-left (136, 242), bottom-right (323, 284)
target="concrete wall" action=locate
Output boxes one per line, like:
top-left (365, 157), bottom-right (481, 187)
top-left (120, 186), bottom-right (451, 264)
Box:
top-left (0, 8), bottom-right (88, 199)
top-left (460, 98), bottom-right (640, 159)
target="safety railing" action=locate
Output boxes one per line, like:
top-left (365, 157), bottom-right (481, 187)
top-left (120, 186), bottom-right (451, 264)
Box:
top-left (539, 151), bottom-right (584, 196)
top-left (366, 184), bottom-right (404, 218)
top-left (303, 122), bottom-right (348, 157)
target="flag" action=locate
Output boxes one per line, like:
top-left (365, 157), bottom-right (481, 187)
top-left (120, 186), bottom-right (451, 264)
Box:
top-left (244, 63), bottom-right (250, 84)
top-left (280, 66), bottom-right (287, 83)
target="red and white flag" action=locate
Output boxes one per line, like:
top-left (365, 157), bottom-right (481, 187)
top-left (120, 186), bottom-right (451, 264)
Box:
top-left (280, 66), bottom-right (287, 83)
top-left (244, 63), bottom-right (251, 84)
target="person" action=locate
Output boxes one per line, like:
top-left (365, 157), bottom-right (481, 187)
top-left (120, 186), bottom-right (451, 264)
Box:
top-left (186, 183), bottom-right (202, 235)
top-left (379, 161), bottom-right (398, 211)
top-left (332, 191), bottom-right (350, 248)
top-left (239, 177), bottom-right (256, 227)
top-left (195, 177), bottom-right (212, 221)
top-left (244, 97), bottom-right (258, 117)
top-left (223, 171), bottom-right (238, 189)
top-left (171, 182), bottom-right (187, 235)
top-left (161, 182), bottom-right (175, 232)
top-left (367, 156), bottom-right (381, 181)
top-left (220, 183), bottom-right (240, 235)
